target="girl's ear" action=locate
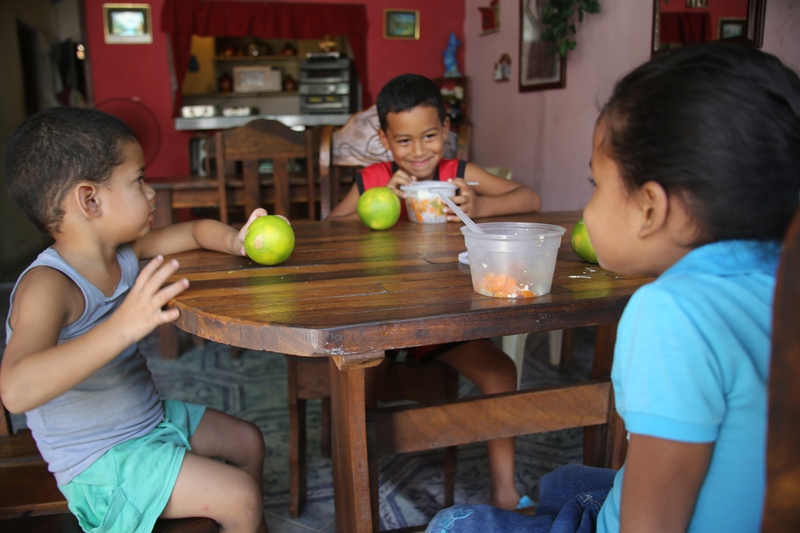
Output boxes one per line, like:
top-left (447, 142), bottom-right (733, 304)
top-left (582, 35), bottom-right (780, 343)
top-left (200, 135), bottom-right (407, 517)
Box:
top-left (636, 180), bottom-right (669, 239)
top-left (75, 183), bottom-right (102, 219)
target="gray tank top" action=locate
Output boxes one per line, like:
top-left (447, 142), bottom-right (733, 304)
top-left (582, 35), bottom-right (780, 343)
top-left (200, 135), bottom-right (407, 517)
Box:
top-left (5, 244), bottom-right (164, 484)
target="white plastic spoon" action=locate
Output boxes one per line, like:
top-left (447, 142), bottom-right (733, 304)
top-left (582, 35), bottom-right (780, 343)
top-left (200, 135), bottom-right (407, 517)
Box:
top-left (437, 191), bottom-right (484, 234)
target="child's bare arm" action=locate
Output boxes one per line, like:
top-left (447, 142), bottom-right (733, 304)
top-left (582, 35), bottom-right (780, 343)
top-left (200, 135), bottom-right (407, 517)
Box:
top-left (0, 256), bottom-right (186, 414)
top-left (132, 209), bottom-right (268, 259)
top-left (445, 164), bottom-right (541, 221)
top-left (327, 183), bottom-right (361, 220)
top-left (619, 434), bottom-right (713, 533)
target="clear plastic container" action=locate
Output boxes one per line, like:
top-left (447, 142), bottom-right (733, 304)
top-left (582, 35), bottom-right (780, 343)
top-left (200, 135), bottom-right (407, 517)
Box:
top-left (461, 222), bottom-right (566, 298)
top-left (400, 182), bottom-right (458, 223)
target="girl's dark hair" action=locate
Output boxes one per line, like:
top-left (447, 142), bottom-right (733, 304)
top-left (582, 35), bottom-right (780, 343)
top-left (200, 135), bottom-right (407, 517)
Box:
top-left (600, 42), bottom-right (800, 243)
top-left (376, 73), bottom-right (447, 131)
top-left (4, 106), bottom-right (137, 234)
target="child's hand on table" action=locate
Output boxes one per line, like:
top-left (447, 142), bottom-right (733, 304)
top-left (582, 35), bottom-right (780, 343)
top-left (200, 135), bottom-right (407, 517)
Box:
top-left (446, 178), bottom-right (481, 221)
top-left (387, 169), bottom-right (416, 199)
top-left (235, 208), bottom-right (271, 256)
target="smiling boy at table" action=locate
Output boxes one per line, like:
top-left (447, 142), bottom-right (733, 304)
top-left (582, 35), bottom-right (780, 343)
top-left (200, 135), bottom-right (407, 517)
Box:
top-left (1, 107), bottom-right (271, 533)
top-left (328, 73), bottom-right (541, 222)
top-left (426, 43), bottom-right (800, 533)
top-left (329, 73), bottom-right (542, 511)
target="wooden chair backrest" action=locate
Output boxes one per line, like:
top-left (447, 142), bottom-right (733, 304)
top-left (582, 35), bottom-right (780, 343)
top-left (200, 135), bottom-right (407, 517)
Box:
top-left (762, 206), bottom-right (800, 531)
top-left (214, 119), bottom-right (315, 223)
top-left (317, 105), bottom-right (470, 219)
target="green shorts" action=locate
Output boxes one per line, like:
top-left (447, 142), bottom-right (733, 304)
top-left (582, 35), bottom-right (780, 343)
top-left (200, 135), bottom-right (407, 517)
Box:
top-left (59, 400), bottom-right (206, 533)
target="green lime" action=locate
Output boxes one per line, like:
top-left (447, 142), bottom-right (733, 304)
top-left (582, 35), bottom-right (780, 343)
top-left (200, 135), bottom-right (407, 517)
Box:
top-left (571, 218), bottom-right (598, 264)
top-left (244, 215), bottom-right (295, 266)
top-left (357, 187), bottom-right (401, 230)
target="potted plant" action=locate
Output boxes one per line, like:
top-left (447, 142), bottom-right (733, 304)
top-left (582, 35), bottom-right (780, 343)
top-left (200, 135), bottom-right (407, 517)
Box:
top-left (541, 0), bottom-right (601, 58)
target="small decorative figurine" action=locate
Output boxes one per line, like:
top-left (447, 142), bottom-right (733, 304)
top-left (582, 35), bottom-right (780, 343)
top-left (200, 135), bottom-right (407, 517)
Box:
top-left (218, 71), bottom-right (233, 93)
top-left (282, 74), bottom-right (297, 92)
top-left (318, 35), bottom-right (338, 53)
top-left (281, 41), bottom-right (297, 56)
top-left (443, 33), bottom-right (462, 78)
top-left (493, 53), bottom-right (512, 81)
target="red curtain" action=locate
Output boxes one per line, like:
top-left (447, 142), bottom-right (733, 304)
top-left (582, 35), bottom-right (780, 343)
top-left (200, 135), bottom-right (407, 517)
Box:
top-left (160, 0), bottom-right (369, 116)
top-left (659, 12), bottom-right (713, 45)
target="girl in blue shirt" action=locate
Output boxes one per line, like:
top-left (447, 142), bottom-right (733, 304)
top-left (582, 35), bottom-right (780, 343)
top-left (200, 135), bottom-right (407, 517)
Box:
top-left (427, 42), bottom-right (800, 533)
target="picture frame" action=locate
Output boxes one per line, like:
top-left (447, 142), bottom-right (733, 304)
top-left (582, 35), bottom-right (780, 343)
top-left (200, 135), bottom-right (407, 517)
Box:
top-left (718, 17), bottom-right (747, 40)
top-left (519, 0), bottom-right (566, 92)
top-left (479, 0), bottom-right (501, 35)
top-left (233, 66), bottom-right (282, 93)
top-left (384, 9), bottom-right (420, 40)
top-left (102, 3), bottom-right (152, 44)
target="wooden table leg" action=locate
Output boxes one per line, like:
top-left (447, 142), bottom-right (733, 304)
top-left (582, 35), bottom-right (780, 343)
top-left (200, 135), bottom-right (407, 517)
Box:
top-left (329, 353), bottom-right (385, 533)
top-left (584, 323), bottom-right (623, 468)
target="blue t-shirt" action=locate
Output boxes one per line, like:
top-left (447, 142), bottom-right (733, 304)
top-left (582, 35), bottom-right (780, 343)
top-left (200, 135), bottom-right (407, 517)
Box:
top-left (597, 240), bottom-right (779, 533)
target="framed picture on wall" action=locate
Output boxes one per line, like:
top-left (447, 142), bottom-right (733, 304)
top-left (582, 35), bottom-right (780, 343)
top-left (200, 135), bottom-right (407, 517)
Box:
top-left (103, 3), bottom-right (153, 44)
top-left (384, 9), bottom-right (420, 40)
top-left (717, 17), bottom-right (747, 40)
top-left (519, 0), bottom-right (565, 92)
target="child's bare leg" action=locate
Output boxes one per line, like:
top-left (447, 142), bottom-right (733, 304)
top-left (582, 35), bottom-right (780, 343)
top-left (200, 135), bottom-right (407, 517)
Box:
top-left (162, 408), bottom-right (268, 532)
top-left (437, 340), bottom-right (522, 510)
top-left (162, 453), bottom-right (266, 532)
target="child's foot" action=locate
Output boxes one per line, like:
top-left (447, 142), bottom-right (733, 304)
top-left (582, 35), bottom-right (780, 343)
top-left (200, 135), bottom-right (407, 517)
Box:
top-left (489, 488), bottom-right (523, 510)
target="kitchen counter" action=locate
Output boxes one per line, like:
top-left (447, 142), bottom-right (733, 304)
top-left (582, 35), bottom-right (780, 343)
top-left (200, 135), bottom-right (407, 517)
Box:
top-left (174, 113), bottom-right (352, 131)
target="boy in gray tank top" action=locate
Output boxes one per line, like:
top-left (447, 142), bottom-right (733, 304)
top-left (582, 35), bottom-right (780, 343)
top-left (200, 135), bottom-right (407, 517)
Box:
top-left (2, 107), bottom-right (272, 533)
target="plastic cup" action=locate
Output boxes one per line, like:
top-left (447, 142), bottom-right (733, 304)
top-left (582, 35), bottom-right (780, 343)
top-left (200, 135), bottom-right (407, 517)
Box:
top-left (400, 182), bottom-right (458, 223)
top-left (460, 222), bottom-right (566, 298)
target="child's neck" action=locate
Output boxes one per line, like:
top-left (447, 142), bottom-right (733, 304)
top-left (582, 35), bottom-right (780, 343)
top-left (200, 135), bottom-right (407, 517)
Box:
top-left (52, 236), bottom-right (124, 297)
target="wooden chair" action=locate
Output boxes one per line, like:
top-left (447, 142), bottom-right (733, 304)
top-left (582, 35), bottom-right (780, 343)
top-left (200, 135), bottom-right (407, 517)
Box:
top-left (212, 119), bottom-right (318, 223)
top-left (762, 207), bottom-right (800, 531)
top-left (0, 398), bottom-right (219, 531)
top-left (317, 105), bottom-right (470, 220)
top-left (286, 355), bottom-right (459, 520)
top-left (151, 119), bottom-right (320, 229)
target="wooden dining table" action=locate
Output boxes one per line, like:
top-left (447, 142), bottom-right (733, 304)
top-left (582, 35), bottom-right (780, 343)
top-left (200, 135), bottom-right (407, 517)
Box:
top-left (164, 211), bottom-right (652, 533)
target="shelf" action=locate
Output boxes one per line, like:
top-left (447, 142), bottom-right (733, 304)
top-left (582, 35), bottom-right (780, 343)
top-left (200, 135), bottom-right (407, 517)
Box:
top-left (216, 55), bottom-right (302, 62)
top-left (206, 91), bottom-right (299, 98)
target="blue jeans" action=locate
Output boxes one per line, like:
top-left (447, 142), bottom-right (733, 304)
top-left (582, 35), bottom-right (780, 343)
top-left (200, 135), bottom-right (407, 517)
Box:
top-left (425, 465), bottom-right (616, 533)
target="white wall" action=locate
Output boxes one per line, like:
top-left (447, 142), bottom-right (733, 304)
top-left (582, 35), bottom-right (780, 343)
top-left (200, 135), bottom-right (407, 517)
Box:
top-left (464, 0), bottom-right (800, 211)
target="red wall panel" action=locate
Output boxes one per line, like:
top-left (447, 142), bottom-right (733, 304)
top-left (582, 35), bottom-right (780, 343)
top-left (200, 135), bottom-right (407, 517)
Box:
top-left (83, 0), bottom-right (465, 178)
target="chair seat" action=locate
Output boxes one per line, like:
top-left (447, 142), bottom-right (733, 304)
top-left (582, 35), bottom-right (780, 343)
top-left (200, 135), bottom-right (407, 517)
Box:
top-left (0, 462), bottom-right (69, 519)
top-left (0, 429), bottom-right (42, 465)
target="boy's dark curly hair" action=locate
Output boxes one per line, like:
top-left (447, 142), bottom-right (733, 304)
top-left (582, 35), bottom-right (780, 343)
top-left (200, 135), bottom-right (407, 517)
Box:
top-left (5, 106), bottom-right (137, 234)
top-left (376, 73), bottom-right (447, 131)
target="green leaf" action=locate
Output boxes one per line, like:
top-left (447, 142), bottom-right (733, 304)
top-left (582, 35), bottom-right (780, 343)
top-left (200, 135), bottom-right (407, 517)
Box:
top-left (540, 0), bottom-right (601, 60)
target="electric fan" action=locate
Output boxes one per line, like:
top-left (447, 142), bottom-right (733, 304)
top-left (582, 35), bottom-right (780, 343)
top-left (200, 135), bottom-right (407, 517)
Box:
top-left (95, 97), bottom-right (162, 166)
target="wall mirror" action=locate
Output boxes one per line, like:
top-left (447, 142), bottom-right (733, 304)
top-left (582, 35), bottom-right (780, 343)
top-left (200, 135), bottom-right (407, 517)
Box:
top-left (652, 0), bottom-right (766, 55)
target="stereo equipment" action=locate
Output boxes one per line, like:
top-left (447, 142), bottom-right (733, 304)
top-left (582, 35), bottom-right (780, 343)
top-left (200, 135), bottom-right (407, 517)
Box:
top-left (299, 57), bottom-right (357, 114)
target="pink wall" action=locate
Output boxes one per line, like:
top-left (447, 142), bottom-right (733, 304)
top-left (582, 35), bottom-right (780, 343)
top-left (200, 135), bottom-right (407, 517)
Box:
top-left (83, 0), bottom-right (465, 178)
top-left (463, 0), bottom-right (800, 211)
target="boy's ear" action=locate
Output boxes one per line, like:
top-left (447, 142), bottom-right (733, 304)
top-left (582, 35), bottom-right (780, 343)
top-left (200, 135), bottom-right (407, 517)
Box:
top-left (377, 127), bottom-right (392, 153)
top-left (636, 180), bottom-right (669, 239)
top-left (75, 183), bottom-right (102, 219)
top-left (442, 115), bottom-right (451, 138)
